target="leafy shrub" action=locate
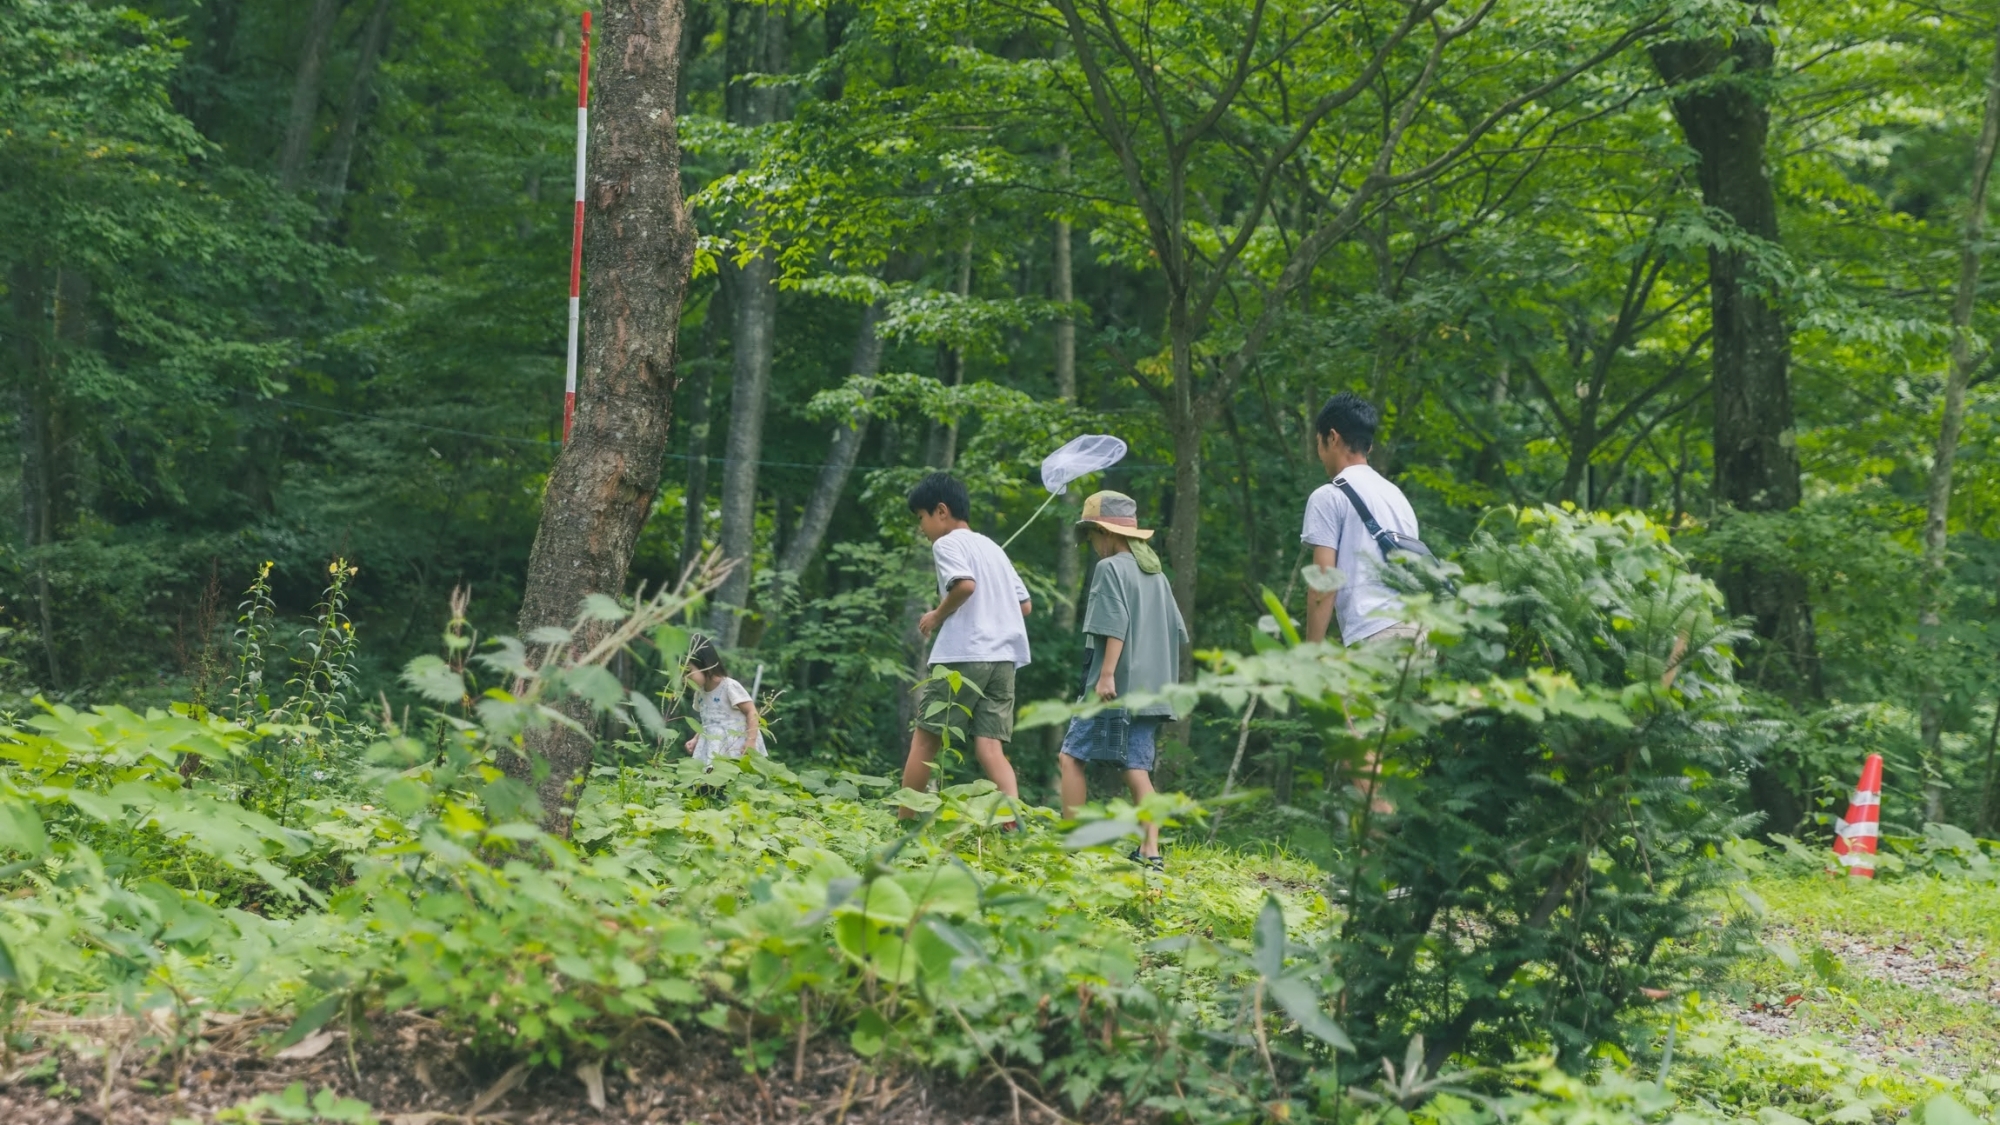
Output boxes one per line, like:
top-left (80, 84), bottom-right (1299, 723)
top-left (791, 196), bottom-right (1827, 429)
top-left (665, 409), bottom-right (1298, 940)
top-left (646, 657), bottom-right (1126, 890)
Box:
top-left (1047, 505), bottom-right (1765, 1112)
top-left (1334, 507), bottom-right (1755, 1070)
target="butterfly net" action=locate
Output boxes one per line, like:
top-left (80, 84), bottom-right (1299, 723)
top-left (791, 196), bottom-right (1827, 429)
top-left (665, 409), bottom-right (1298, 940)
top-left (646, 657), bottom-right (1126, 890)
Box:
top-left (1039, 434), bottom-right (1128, 495)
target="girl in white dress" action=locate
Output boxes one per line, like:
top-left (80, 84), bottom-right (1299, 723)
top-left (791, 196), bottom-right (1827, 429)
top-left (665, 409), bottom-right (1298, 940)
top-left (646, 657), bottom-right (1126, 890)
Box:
top-left (682, 637), bottom-right (763, 766)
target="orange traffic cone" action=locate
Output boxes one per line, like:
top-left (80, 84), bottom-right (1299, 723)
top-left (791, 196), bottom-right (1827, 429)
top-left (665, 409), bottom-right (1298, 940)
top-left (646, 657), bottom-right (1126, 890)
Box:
top-left (1829, 754), bottom-right (1883, 879)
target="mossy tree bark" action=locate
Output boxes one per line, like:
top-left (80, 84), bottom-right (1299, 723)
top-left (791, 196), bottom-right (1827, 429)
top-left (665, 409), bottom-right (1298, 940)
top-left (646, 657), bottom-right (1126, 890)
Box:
top-left (510, 0), bottom-right (698, 835)
top-left (1652, 3), bottom-right (1817, 833)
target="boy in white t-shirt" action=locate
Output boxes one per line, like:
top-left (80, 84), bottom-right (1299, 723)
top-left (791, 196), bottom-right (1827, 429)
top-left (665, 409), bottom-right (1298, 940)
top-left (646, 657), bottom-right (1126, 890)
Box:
top-left (1300, 391), bottom-right (1422, 647)
top-left (683, 636), bottom-right (763, 766)
top-left (1301, 391), bottom-right (1420, 815)
top-left (899, 472), bottom-right (1032, 816)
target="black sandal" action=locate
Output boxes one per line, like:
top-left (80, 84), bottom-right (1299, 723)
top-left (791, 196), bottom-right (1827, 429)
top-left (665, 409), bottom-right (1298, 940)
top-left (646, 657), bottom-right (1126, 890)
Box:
top-left (1127, 849), bottom-right (1165, 871)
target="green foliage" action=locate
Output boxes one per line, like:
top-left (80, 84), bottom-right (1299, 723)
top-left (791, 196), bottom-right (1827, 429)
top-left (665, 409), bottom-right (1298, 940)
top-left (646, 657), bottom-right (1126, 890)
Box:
top-left (217, 1083), bottom-right (381, 1124)
top-left (0, 542), bottom-right (1995, 1122)
top-left (1063, 506), bottom-right (1757, 1095)
top-left (13, 0), bottom-right (2000, 1115)
top-left (1335, 508), bottom-right (1751, 1069)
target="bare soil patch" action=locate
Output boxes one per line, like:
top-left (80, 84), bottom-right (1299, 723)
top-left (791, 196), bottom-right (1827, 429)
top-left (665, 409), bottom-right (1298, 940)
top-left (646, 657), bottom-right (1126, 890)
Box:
top-left (0, 1010), bottom-right (1148, 1125)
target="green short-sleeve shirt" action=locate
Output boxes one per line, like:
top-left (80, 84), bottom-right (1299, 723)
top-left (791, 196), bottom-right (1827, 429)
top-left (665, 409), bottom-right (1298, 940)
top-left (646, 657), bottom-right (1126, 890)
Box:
top-left (1081, 551), bottom-right (1189, 718)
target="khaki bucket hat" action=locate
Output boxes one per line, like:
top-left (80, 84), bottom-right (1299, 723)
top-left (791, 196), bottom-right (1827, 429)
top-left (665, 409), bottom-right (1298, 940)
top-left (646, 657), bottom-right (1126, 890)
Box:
top-left (1075, 491), bottom-right (1155, 540)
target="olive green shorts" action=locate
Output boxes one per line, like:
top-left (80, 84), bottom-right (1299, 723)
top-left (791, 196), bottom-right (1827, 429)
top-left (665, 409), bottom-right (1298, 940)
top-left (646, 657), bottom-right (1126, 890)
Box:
top-left (914, 661), bottom-right (1016, 745)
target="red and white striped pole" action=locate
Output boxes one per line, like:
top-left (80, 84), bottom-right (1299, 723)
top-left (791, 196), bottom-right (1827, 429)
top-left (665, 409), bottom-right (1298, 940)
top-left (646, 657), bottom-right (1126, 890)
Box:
top-left (563, 11), bottom-right (592, 443)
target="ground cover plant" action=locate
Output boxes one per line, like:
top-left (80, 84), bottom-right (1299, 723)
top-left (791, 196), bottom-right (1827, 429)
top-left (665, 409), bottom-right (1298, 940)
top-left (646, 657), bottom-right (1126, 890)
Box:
top-left (1, 507), bottom-right (1995, 1125)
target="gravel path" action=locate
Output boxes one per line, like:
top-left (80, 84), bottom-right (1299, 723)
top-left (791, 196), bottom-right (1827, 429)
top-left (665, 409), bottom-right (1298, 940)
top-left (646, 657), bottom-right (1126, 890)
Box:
top-left (1727, 925), bottom-right (1999, 1079)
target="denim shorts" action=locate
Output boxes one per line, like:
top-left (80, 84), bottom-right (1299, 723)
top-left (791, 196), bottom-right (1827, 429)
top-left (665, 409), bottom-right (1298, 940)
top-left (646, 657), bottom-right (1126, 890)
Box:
top-left (1059, 710), bottom-right (1162, 772)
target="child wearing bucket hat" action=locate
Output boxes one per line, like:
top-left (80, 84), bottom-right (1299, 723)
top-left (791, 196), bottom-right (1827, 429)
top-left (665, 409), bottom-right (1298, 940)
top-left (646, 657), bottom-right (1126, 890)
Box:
top-left (1060, 491), bottom-right (1187, 869)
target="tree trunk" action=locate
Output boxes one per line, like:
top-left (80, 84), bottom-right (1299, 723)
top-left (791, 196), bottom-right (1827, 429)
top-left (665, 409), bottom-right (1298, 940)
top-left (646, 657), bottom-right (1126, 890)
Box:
top-left (709, 251), bottom-right (778, 645)
top-left (1651, 7), bottom-right (1819, 704)
top-left (1049, 192), bottom-right (1081, 763)
top-left (1164, 298), bottom-right (1201, 659)
top-left (509, 0), bottom-right (697, 834)
top-left (1223, 401), bottom-right (1261, 591)
top-left (1978, 696), bottom-right (2000, 834)
top-left (182, 0), bottom-right (242, 135)
top-left (1053, 160), bottom-right (1081, 633)
top-left (707, 2), bottom-right (787, 646)
top-left (1165, 318), bottom-right (1202, 754)
top-left (679, 284), bottom-right (725, 580)
top-left (1652, 6), bottom-right (1814, 836)
top-left (1917, 24), bottom-right (2000, 822)
top-left (8, 263), bottom-right (59, 690)
top-left (279, 0), bottom-right (343, 191)
top-left (923, 228), bottom-right (976, 471)
top-left (780, 300), bottom-right (884, 575)
top-left (321, 0), bottom-right (392, 209)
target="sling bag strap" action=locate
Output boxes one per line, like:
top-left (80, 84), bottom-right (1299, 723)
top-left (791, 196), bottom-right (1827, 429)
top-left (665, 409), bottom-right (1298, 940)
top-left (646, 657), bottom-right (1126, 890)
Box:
top-left (1334, 477), bottom-right (1432, 561)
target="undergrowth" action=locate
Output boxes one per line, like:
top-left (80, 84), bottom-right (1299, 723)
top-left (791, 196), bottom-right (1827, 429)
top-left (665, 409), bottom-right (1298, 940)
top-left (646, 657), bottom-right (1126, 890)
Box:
top-left (1, 509), bottom-right (1998, 1125)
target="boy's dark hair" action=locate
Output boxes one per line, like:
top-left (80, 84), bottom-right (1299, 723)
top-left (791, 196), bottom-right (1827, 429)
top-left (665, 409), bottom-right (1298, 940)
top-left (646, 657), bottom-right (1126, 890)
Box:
top-left (1314, 391), bottom-right (1380, 454)
top-left (687, 635), bottom-right (727, 679)
top-left (907, 472), bottom-right (971, 521)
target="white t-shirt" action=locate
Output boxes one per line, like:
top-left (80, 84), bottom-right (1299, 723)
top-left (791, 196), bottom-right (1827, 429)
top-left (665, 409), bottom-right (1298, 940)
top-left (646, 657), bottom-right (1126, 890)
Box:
top-left (927, 528), bottom-right (1032, 668)
top-left (1300, 464), bottom-right (1420, 645)
top-left (692, 677), bottom-right (760, 766)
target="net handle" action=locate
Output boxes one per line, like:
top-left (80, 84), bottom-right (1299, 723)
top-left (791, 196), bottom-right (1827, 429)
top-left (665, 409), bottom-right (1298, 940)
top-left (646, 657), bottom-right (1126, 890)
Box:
top-left (998, 490), bottom-right (1061, 551)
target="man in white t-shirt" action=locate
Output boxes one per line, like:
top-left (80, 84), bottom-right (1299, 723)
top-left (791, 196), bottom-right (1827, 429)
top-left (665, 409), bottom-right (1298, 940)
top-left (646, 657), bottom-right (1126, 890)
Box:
top-left (899, 472), bottom-right (1032, 818)
top-left (1301, 391), bottom-right (1421, 647)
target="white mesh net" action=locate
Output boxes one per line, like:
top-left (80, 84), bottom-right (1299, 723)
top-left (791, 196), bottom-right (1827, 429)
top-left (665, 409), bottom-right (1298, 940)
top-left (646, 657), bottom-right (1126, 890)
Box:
top-left (1039, 434), bottom-right (1128, 495)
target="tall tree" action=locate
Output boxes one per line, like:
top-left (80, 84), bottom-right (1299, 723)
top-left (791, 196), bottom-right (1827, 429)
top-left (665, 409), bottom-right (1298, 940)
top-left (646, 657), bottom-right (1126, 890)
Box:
top-left (710, 2), bottom-right (788, 646)
top-left (925, 227), bottom-right (975, 470)
top-left (279, 0), bottom-right (343, 190)
top-left (8, 262), bottom-right (60, 688)
top-left (1052, 148), bottom-right (1082, 633)
top-left (679, 285), bottom-right (724, 581)
top-left (1918, 22), bottom-right (2000, 820)
top-left (509, 0), bottom-right (698, 832)
top-left (779, 300), bottom-right (885, 575)
top-left (321, 0), bottom-right (393, 208)
top-left (1651, 5), bottom-right (1820, 709)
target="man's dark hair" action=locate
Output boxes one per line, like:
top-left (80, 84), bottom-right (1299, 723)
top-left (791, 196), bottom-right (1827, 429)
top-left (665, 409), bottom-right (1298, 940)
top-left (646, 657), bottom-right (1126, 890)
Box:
top-left (907, 472), bottom-right (971, 521)
top-left (687, 635), bottom-right (728, 679)
top-left (1314, 391), bottom-right (1380, 454)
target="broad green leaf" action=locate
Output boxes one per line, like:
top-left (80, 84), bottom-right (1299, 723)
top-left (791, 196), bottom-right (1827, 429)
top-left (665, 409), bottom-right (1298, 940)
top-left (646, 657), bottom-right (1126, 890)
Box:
top-left (1260, 587), bottom-right (1302, 646)
top-left (0, 798), bottom-right (47, 857)
top-left (1063, 818), bottom-right (1140, 850)
top-left (1253, 894), bottom-right (1285, 981)
top-left (850, 1008), bottom-right (889, 1057)
top-left (564, 666), bottom-right (626, 713)
top-left (1912, 1088), bottom-right (1976, 1120)
top-left (893, 864), bottom-right (980, 919)
top-left (1268, 976), bottom-right (1353, 1052)
top-left (851, 876), bottom-right (914, 925)
top-left (278, 992), bottom-right (345, 1048)
top-left (889, 788), bottom-right (941, 813)
top-left (401, 655), bottom-right (465, 705)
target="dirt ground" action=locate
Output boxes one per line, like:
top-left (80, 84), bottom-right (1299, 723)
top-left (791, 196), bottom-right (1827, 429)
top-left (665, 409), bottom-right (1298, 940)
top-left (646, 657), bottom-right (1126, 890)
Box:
top-left (0, 1010), bottom-right (1144, 1125)
top-left (1727, 923), bottom-right (2000, 1078)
